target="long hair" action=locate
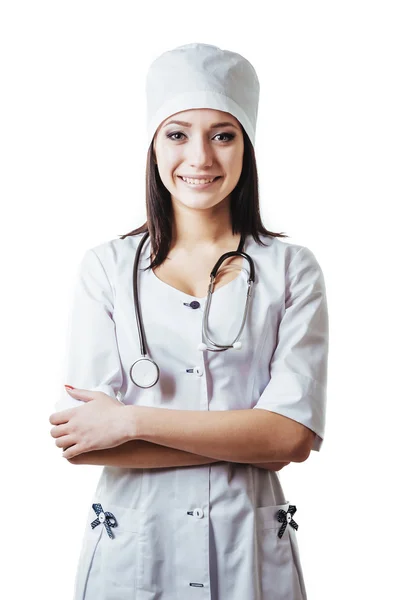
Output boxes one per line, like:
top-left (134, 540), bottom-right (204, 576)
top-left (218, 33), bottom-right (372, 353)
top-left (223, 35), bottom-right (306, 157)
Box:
top-left (119, 125), bottom-right (289, 271)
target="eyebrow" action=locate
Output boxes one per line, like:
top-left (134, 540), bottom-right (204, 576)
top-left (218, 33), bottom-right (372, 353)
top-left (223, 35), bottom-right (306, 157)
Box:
top-left (163, 119), bottom-right (239, 130)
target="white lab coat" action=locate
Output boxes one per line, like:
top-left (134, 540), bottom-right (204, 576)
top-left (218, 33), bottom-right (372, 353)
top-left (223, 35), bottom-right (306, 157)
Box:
top-left (55, 231), bottom-right (329, 600)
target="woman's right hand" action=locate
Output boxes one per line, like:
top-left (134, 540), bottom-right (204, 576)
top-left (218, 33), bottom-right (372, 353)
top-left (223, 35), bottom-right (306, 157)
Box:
top-left (251, 461), bottom-right (291, 471)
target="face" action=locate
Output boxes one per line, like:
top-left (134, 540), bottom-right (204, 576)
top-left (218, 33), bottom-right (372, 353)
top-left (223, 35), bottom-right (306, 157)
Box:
top-left (153, 108), bottom-right (244, 212)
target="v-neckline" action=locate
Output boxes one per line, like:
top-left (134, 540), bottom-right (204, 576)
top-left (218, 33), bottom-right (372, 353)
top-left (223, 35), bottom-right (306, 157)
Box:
top-left (146, 235), bottom-right (250, 302)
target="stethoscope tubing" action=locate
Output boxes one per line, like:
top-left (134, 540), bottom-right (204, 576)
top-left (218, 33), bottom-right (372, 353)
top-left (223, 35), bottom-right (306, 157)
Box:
top-left (132, 230), bottom-right (151, 358)
top-left (130, 230), bottom-right (255, 387)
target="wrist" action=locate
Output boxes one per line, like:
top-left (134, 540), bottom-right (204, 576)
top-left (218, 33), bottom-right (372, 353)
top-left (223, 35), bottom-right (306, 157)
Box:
top-left (123, 404), bottom-right (146, 441)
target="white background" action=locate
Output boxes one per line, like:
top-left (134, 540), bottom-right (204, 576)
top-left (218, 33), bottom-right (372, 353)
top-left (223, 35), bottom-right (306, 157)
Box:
top-left (1, 1), bottom-right (398, 598)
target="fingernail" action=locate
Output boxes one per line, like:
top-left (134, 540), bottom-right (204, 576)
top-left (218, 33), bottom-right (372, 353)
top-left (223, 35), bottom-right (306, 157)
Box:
top-left (65, 385), bottom-right (75, 390)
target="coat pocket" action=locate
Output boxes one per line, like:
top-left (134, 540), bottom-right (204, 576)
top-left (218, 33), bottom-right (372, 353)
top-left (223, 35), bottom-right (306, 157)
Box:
top-left (76, 502), bottom-right (142, 600)
top-left (255, 501), bottom-right (306, 600)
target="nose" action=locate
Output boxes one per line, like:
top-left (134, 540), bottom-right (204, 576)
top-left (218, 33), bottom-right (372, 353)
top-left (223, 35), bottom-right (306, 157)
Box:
top-left (186, 135), bottom-right (215, 169)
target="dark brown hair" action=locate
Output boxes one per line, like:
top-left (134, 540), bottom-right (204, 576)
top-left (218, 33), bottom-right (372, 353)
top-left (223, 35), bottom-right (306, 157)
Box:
top-left (119, 125), bottom-right (288, 271)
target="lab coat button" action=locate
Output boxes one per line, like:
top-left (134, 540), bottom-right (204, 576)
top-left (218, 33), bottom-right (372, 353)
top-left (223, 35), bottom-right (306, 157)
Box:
top-left (193, 508), bottom-right (204, 518)
top-left (183, 301), bottom-right (201, 309)
top-left (194, 366), bottom-right (203, 377)
top-left (98, 512), bottom-right (106, 523)
top-left (286, 513), bottom-right (292, 523)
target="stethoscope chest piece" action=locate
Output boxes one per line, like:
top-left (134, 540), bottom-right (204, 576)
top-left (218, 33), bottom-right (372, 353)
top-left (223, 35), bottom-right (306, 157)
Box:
top-left (130, 357), bottom-right (160, 388)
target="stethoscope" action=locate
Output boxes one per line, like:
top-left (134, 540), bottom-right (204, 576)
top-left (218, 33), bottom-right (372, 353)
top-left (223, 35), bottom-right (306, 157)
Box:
top-left (130, 230), bottom-right (255, 388)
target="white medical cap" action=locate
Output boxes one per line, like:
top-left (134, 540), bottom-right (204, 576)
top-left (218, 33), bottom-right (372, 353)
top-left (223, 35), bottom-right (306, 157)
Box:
top-left (145, 42), bottom-right (260, 149)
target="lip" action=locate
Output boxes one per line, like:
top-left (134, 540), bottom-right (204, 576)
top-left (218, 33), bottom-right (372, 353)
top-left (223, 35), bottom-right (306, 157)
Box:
top-left (178, 176), bottom-right (222, 190)
top-left (178, 175), bottom-right (221, 179)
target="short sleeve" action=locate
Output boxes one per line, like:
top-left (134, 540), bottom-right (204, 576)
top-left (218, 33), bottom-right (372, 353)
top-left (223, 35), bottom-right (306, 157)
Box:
top-left (53, 247), bottom-right (123, 412)
top-left (253, 246), bottom-right (329, 452)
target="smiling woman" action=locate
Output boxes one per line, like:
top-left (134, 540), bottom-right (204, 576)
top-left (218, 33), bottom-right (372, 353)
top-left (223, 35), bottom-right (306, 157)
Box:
top-left (54, 42), bottom-right (329, 600)
top-left (119, 106), bottom-right (287, 272)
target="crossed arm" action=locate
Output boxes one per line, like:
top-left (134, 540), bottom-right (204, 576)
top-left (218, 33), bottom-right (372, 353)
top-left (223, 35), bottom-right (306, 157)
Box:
top-left (68, 438), bottom-right (291, 470)
top-left (67, 406), bottom-right (313, 470)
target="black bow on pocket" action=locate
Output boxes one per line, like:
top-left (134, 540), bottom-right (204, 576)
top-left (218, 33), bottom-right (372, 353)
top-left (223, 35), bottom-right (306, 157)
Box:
top-left (90, 503), bottom-right (118, 539)
top-left (276, 504), bottom-right (299, 539)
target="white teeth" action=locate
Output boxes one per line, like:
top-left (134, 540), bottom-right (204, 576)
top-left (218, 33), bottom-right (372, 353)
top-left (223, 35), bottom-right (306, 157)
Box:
top-left (181, 176), bottom-right (216, 185)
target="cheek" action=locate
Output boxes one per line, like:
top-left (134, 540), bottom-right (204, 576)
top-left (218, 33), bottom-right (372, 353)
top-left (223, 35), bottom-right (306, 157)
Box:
top-left (159, 157), bottom-right (182, 180)
top-left (225, 157), bottom-right (243, 189)
top-left (224, 144), bottom-right (243, 174)
top-left (156, 164), bottom-right (178, 190)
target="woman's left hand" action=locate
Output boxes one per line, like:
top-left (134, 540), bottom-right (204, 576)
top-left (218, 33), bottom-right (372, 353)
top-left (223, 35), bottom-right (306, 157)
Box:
top-left (49, 387), bottom-right (130, 460)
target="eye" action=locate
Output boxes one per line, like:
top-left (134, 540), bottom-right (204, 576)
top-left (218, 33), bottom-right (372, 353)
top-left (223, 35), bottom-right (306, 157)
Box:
top-left (166, 132), bottom-right (185, 141)
top-left (214, 133), bottom-right (235, 142)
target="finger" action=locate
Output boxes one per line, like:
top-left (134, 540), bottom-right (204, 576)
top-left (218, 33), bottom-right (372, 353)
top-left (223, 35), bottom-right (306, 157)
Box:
top-left (50, 424), bottom-right (69, 438)
top-left (62, 444), bottom-right (82, 460)
top-left (49, 409), bottom-right (74, 425)
top-left (64, 387), bottom-right (95, 402)
top-left (55, 434), bottom-right (75, 449)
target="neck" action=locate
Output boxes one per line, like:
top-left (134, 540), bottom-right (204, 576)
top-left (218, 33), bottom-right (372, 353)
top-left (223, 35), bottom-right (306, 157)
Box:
top-left (169, 199), bottom-right (239, 253)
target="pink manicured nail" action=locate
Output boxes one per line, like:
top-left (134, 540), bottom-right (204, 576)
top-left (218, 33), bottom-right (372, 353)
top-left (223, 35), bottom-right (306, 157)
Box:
top-left (65, 385), bottom-right (75, 390)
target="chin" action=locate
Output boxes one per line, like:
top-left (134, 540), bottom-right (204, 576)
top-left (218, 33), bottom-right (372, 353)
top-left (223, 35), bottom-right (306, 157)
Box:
top-left (178, 197), bottom-right (227, 211)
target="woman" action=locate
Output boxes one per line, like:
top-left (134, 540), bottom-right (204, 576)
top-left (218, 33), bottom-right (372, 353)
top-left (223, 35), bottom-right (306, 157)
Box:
top-left (50, 43), bottom-right (329, 600)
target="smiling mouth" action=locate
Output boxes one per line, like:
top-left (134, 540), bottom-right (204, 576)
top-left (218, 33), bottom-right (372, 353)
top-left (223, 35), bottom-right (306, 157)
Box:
top-left (178, 176), bottom-right (222, 188)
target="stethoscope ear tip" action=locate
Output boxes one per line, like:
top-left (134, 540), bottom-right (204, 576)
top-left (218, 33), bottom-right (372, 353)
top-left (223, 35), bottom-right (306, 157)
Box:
top-left (233, 341), bottom-right (242, 350)
top-left (197, 343), bottom-right (207, 351)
